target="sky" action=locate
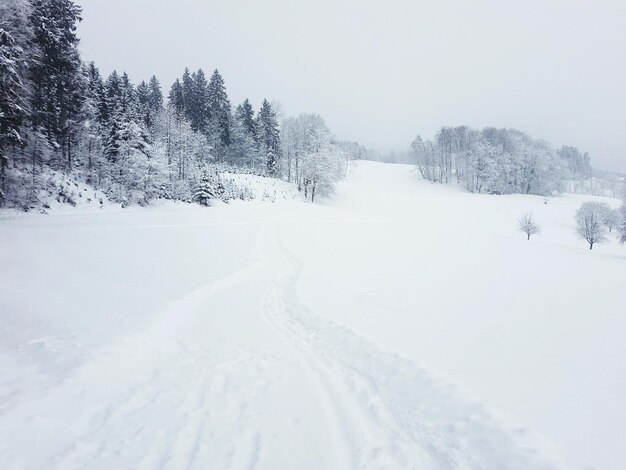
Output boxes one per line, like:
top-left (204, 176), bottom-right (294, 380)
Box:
top-left (74, 0), bottom-right (626, 172)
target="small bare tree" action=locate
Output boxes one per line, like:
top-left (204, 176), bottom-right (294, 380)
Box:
top-left (575, 201), bottom-right (608, 250)
top-left (518, 212), bottom-right (541, 240)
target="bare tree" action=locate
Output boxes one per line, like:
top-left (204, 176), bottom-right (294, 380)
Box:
top-left (518, 212), bottom-right (541, 240)
top-left (575, 202), bottom-right (608, 250)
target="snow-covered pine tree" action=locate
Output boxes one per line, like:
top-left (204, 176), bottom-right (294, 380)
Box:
top-left (168, 79), bottom-right (185, 118)
top-left (181, 67), bottom-right (194, 121)
top-left (190, 69), bottom-right (209, 133)
top-left (0, 28), bottom-right (27, 205)
top-left (28, 0), bottom-right (84, 170)
top-left (207, 69), bottom-right (231, 153)
top-left (257, 99), bottom-right (281, 176)
top-left (237, 99), bottom-right (257, 140)
top-left (103, 71), bottom-right (122, 162)
top-left (148, 76), bottom-right (163, 114)
top-left (135, 76), bottom-right (161, 141)
top-left (143, 75), bottom-right (163, 143)
top-left (194, 169), bottom-right (222, 206)
top-left (228, 111), bottom-right (258, 168)
top-left (78, 62), bottom-right (106, 183)
top-left (136, 80), bottom-right (152, 130)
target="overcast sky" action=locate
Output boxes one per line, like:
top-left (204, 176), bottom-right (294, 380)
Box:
top-left (75, 0), bottom-right (626, 172)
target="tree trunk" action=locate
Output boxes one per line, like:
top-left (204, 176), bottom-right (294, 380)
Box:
top-left (67, 135), bottom-right (72, 172)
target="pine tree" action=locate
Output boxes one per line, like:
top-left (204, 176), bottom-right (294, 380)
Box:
top-left (102, 71), bottom-right (149, 163)
top-left (193, 169), bottom-right (222, 206)
top-left (228, 113), bottom-right (258, 167)
top-left (79, 61), bottom-right (106, 180)
top-left (237, 99), bottom-right (257, 139)
top-left (118, 73), bottom-right (150, 158)
top-left (0, 28), bottom-right (27, 204)
top-left (257, 99), bottom-right (281, 175)
top-left (168, 79), bottom-right (183, 118)
top-left (191, 69), bottom-right (209, 132)
top-left (103, 71), bottom-right (122, 161)
top-left (181, 68), bottom-right (194, 123)
top-left (147, 76), bottom-right (163, 114)
top-left (84, 62), bottom-right (106, 125)
top-left (118, 72), bottom-right (137, 119)
top-left (207, 69), bottom-right (231, 150)
top-left (28, 0), bottom-right (84, 170)
top-left (136, 80), bottom-right (154, 131)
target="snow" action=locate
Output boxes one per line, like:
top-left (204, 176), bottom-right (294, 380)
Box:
top-left (0, 161), bottom-right (624, 469)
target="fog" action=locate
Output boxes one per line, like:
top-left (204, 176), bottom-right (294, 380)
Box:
top-left (75, 0), bottom-right (626, 172)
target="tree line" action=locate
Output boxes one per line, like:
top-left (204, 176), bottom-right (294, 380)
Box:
top-left (410, 126), bottom-right (595, 196)
top-left (0, 0), bottom-right (352, 209)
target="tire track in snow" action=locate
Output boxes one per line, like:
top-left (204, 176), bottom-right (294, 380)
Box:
top-left (258, 219), bottom-right (431, 469)
top-left (258, 215), bottom-right (558, 469)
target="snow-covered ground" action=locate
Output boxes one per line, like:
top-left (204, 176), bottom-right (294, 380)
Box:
top-left (0, 161), bottom-right (624, 469)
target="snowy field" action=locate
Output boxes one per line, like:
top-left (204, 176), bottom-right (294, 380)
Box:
top-left (0, 161), bottom-right (624, 469)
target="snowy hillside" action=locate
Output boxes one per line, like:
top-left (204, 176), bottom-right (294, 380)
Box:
top-left (0, 161), bottom-right (624, 469)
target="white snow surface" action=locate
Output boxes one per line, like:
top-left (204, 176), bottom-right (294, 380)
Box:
top-left (0, 161), bottom-right (624, 469)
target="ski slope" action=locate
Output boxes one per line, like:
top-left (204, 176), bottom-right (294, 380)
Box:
top-left (0, 161), bottom-right (624, 469)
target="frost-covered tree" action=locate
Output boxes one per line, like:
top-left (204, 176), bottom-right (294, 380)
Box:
top-left (412, 126), bottom-right (567, 196)
top-left (603, 207), bottom-right (621, 232)
top-left (558, 145), bottom-right (592, 180)
top-left (518, 212), bottom-right (541, 240)
top-left (575, 201), bottom-right (608, 250)
top-left (618, 204), bottom-right (626, 244)
top-left (281, 113), bottom-right (343, 201)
